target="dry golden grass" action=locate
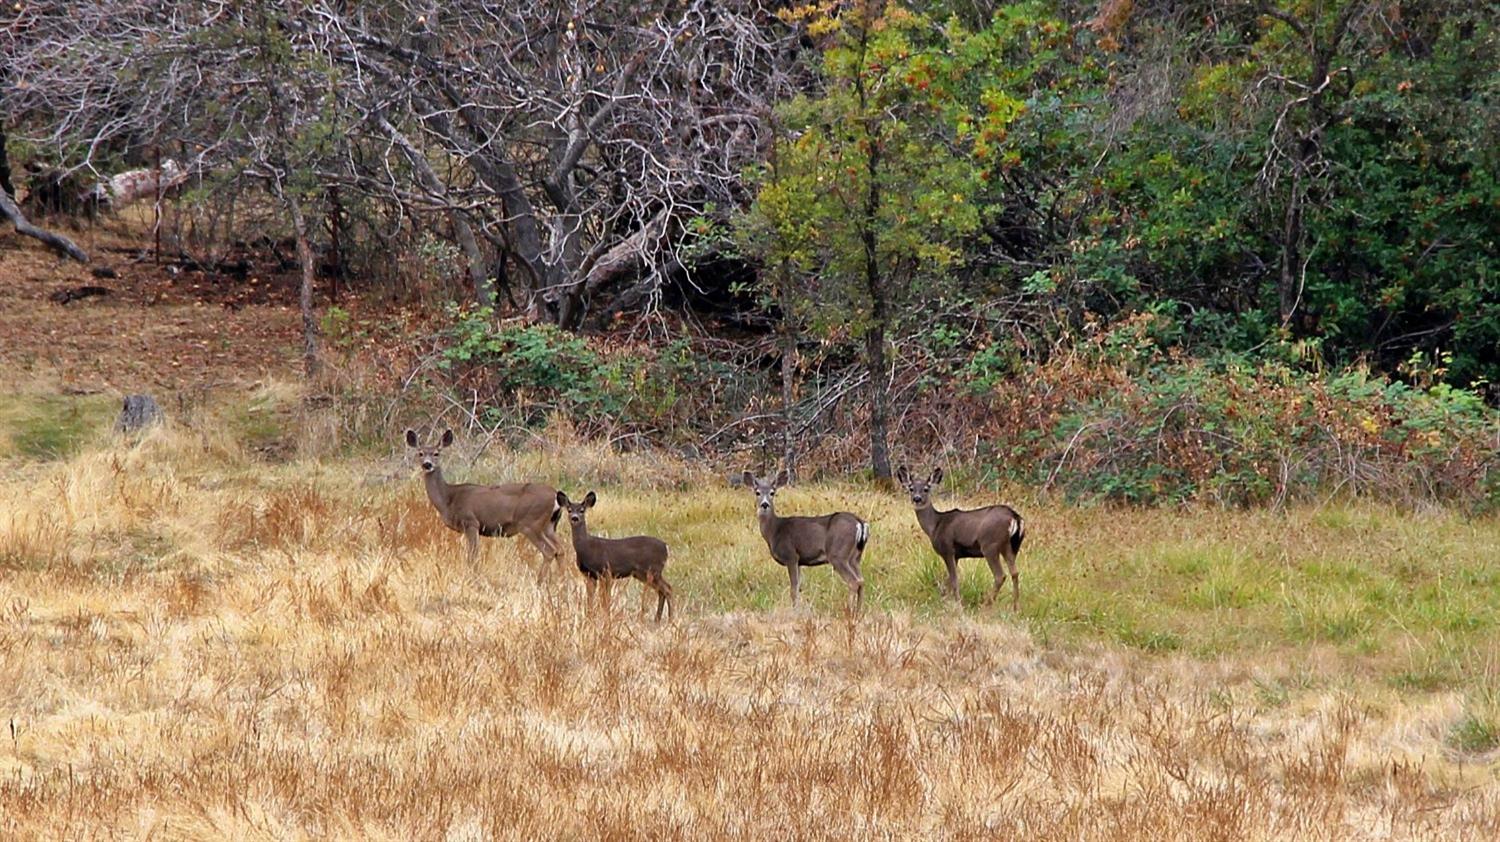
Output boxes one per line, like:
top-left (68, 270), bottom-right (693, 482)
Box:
top-left (1, 388), bottom-right (1498, 839)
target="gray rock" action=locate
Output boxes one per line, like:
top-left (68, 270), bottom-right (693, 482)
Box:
top-left (116, 394), bottom-right (163, 432)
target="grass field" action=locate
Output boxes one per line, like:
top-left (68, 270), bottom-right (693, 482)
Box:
top-left (2, 382), bottom-right (1499, 839)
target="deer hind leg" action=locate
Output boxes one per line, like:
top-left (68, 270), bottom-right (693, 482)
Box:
top-left (523, 531), bottom-right (557, 583)
top-left (832, 558), bottom-right (864, 613)
top-left (982, 548), bottom-right (1006, 606)
top-left (1003, 544), bottom-right (1020, 612)
top-left (648, 571), bottom-right (674, 622)
top-left (630, 573), bottom-right (651, 620)
top-left (540, 521), bottom-right (564, 574)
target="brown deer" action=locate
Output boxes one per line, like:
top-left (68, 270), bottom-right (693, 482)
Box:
top-left (404, 429), bottom-right (562, 577)
top-left (740, 471), bottom-right (868, 611)
top-left (557, 491), bottom-right (674, 621)
top-left (897, 465), bottom-right (1025, 610)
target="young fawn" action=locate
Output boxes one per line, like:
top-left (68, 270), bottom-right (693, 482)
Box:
top-left (557, 490), bottom-right (674, 621)
top-left (404, 429), bottom-right (562, 578)
top-left (898, 466), bottom-right (1025, 609)
top-left (740, 471), bottom-right (868, 611)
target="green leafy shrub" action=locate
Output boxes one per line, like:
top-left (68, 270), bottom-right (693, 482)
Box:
top-left (438, 307), bottom-right (621, 425)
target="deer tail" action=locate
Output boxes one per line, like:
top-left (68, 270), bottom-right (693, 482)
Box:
top-left (550, 498), bottom-right (562, 528)
top-left (1008, 510), bottom-right (1025, 555)
top-left (855, 520), bottom-right (870, 551)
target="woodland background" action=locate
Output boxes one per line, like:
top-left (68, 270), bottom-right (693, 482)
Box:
top-left (1, 0), bottom-right (1496, 506)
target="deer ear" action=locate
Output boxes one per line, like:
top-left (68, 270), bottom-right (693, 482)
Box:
top-left (930, 467), bottom-right (944, 485)
top-left (774, 470), bottom-right (789, 488)
top-left (440, 429), bottom-right (455, 448)
top-left (897, 465), bottom-right (909, 484)
top-left (556, 490), bottom-right (569, 507)
top-left (584, 491), bottom-right (597, 508)
top-left (739, 471), bottom-right (755, 488)
top-left (404, 429), bottom-right (418, 448)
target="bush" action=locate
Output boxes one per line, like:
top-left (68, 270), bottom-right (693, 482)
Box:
top-left (439, 308), bottom-right (621, 426)
top-left (977, 317), bottom-right (1498, 508)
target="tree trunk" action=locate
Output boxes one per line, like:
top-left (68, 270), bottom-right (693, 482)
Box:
top-left (1277, 167), bottom-right (1303, 327)
top-left (0, 121), bottom-right (13, 198)
top-left (453, 212), bottom-right (493, 308)
top-left (862, 144), bottom-right (892, 482)
top-left (286, 192), bottom-right (322, 380)
top-left (779, 263), bottom-right (797, 481)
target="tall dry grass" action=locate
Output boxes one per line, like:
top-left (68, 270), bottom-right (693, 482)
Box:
top-left (1, 400), bottom-right (1498, 839)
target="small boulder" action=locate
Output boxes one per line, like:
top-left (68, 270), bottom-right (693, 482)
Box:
top-left (116, 394), bottom-right (163, 432)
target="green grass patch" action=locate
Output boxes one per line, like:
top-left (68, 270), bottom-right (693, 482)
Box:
top-left (1, 393), bottom-right (113, 461)
top-left (1449, 713), bottom-right (1500, 755)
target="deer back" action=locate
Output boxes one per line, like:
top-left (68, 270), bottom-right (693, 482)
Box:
top-left (575, 533), bottom-right (669, 577)
top-left (450, 481), bottom-right (559, 535)
top-left (766, 512), bottom-right (862, 564)
top-left (926, 505), bottom-right (1017, 554)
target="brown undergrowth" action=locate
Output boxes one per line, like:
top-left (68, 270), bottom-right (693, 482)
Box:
top-left (1, 410), bottom-right (1497, 839)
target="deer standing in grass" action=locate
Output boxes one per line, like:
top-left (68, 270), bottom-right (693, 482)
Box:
top-left (898, 466), bottom-right (1025, 610)
top-left (557, 491), bottom-right (674, 621)
top-left (740, 471), bottom-right (868, 611)
top-left (404, 429), bottom-right (562, 578)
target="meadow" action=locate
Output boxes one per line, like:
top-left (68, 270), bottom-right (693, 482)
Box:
top-left (1, 382), bottom-right (1497, 839)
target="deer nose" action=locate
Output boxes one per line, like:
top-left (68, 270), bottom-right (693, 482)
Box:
top-left (421, 461), bottom-right (434, 471)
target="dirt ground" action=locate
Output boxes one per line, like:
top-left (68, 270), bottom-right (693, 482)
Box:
top-left (0, 221), bottom-right (301, 393)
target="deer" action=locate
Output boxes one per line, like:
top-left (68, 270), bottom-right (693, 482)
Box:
top-left (739, 471), bottom-right (868, 611)
top-left (557, 491), bottom-right (674, 621)
top-left (897, 465), bottom-right (1026, 610)
top-left (404, 429), bottom-right (562, 578)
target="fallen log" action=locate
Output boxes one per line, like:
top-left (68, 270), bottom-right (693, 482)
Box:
top-left (0, 187), bottom-right (90, 263)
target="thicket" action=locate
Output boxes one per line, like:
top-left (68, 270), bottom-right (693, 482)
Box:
top-left (5, 0), bottom-right (1497, 505)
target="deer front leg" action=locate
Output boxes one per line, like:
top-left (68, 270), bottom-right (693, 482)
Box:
top-left (584, 576), bottom-right (597, 611)
top-left (785, 561), bottom-right (802, 607)
top-left (462, 524), bottom-right (481, 567)
top-left (942, 554), bottom-right (960, 602)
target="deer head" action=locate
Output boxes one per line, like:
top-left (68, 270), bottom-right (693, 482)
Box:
top-left (896, 465), bottom-right (943, 507)
top-left (741, 470), bottom-right (788, 515)
top-left (404, 428), bottom-right (455, 474)
top-left (556, 490), bottom-right (597, 525)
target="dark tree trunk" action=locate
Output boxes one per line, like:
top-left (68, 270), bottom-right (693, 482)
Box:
top-left (779, 263), bottom-right (798, 481)
top-left (862, 144), bottom-right (892, 482)
top-left (286, 192), bottom-right (322, 380)
top-left (0, 123), bottom-right (13, 198)
top-left (1277, 167), bottom-right (1304, 326)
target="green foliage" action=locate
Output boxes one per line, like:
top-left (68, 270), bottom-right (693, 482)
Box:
top-left (739, 3), bottom-right (1030, 335)
top-left (440, 308), bottom-right (619, 423)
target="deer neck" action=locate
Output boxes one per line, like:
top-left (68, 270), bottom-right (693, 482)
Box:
top-left (914, 502), bottom-right (940, 537)
top-left (422, 467), bottom-right (453, 519)
top-left (569, 517), bottom-right (592, 547)
top-left (757, 505), bottom-right (782, 541)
